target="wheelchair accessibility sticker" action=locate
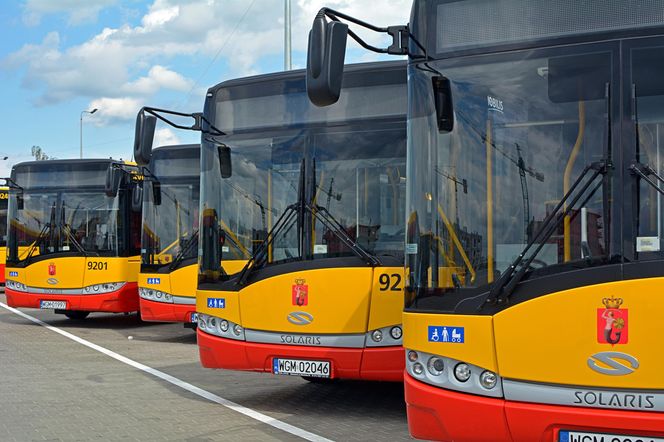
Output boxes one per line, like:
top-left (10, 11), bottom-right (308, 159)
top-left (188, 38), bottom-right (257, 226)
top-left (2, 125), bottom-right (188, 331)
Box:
top-left (428, 326), bottom-right (464, 343)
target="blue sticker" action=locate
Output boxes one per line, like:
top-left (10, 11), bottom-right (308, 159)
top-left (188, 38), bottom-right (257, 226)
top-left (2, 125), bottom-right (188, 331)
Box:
top-left (428, 326), bottom-right (464, 343)
top-left (9, 271), bottom-right (18, 277)
top-left (147, 277), bottom-right (161, 284)
top-left (207, 298), bottom-right (226, 309)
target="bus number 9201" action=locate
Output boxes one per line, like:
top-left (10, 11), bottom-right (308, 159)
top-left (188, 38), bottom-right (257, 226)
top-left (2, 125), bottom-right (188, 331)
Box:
top-left (87, 261), bottom-right (108, 271)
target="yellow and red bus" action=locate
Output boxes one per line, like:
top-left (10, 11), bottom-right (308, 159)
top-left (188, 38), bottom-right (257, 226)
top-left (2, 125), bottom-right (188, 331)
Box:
top-left (138, 144), bottom-right (201, 324)
top-left (307, 1), bottom-right (664, 440)
top-left (190, 62), bottom-right (407, 381)
top-left (0, 186), bottom-right (8, 284)
top-left (5, 159), bottom-right (142, 320)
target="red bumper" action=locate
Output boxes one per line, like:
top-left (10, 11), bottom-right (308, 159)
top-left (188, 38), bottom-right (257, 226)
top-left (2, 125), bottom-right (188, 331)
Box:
top-left (5, 283), bottom-right (139, 313)
top-left (404, 374), bottom-right (664, 441)
top-left (197, 329), bottom-right (404, 381)
top-left (0, 263), bottom-right (5, 284)
top-left (139, 298), bottom-right (196, 323)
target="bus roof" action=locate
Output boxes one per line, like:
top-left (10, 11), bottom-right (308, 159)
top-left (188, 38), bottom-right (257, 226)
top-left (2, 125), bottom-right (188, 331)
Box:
top-left (208, 60), bottom-right (406, 102)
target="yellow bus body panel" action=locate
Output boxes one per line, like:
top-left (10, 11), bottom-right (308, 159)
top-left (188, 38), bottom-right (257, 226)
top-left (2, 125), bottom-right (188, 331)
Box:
top-left (403, 312), bottom-right (497, 372)
top-left (367, 266), bottom-right (404, 330)
top-left (13, 256), bottom-right (139, 289)
top-left (494, 278), bottom-right (664, 389)
top-left (198, 267), bottom-right (375, 334)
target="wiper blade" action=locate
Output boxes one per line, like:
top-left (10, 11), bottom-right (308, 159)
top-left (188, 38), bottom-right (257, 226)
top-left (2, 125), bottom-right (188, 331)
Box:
top-left (24, 222), bottom-right (51, 263)
top-left (309, 203), bottom-right (380, 266)
top-left (169, 229), bottom-right (199, 271)
top-left (484, 160), bottom-right (609, 307)
top-left (630, 162), bottom-right (664, 196)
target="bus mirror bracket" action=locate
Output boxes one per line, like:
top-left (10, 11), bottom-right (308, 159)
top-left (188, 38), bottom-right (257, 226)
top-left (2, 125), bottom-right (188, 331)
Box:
top-left (305, 8), bottom-right (410, 108)
top-left (306, 12), bottom-right (348, 107)
top-left (433, 76), bottom-right (454, 133)
top-left (105, 165), bottom-right (122, 198)
top-left (133, 108), bottom-right (157, 167)
top-left (218, 144), bottom-right (232, 179)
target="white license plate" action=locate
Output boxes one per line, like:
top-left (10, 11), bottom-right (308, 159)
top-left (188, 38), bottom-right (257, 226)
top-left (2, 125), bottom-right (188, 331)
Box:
top-left (272, 358), bottom-right (331, 378)
top-left (189, 312), bottom-right (199, 323)
top-left (559, 430), bottom-right (664, 442)
top-left (40, 300), bottom-right (67, 309)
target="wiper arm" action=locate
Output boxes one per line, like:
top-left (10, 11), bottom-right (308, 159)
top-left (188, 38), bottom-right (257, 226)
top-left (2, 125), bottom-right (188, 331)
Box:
top-left (485, 160), bottom-right (610, 307)
top-left (169, 229), bottom-right (199, 271)
top-left (237, 203), bottom-right (299, 286)
top-left (630, 162), bottom-right (664, 196)
top-left (309, 203), bottom-right (380, 266)
top-left (24, 222), bottom-right (51, 263)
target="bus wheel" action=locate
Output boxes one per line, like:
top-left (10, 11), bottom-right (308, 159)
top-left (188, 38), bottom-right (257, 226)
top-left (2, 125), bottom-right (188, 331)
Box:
top-left (302, 376), bottom-right (336, 384)
top-left (64, 311), bottom-right (90, 320)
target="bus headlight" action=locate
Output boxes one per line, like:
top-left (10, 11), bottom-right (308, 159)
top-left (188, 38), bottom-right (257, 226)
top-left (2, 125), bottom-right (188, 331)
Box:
top-left (427, 357), bottom-right (445, 376)
top-left (6, 280), bottom-right (27, 292)
top-left (83, 282), bottom-right (125, 295)
top-left (197, 314), bottom-right (244, 340)
top-left (366, 324), bottom-right (403, 347)
top-left (138, 286), bottom-right (173, 303)
top-left (405, 349), bottom-right (503, 398)
top-left (371, 329), bottom-right (383, 342)
top-left (454, 363), bottom-right (471, 382)
top-left (480, 370), bottom-right (498, 389)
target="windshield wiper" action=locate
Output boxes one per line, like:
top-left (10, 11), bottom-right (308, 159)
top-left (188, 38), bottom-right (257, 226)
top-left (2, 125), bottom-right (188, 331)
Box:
top-left (484, 160), bottom-right (609, 307)
top-left (169, 229), bottom-right (199, 271)
top-left (237, 159), bottom-right (380, 286)
top-left (24, 204), bottom-right (57, 263)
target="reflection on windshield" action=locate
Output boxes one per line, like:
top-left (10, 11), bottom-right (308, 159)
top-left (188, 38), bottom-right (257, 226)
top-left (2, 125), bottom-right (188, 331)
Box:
top-left (407, 50), bottom-right (610, 298)
top-left (142, 182), bottom-right (199, 267)
top-left (8, 191), bottom-right (120, 262)
top-left (213, 127), bottom-right (406, 265)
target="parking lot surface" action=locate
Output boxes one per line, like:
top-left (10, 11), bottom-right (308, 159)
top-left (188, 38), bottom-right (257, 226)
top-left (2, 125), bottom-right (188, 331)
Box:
top-left (0, 293), bottom-right (409, 441)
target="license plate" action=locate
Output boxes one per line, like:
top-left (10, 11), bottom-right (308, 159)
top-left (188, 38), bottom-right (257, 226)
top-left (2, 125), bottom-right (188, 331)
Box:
top-left (559, 430), bottom-right (664, 442)
top-left (40, 300), bottom-right (67, 309)
top-left (273, 358), bottom-right (331, 378)
top-left (189, 312), bottom-right (199, 323)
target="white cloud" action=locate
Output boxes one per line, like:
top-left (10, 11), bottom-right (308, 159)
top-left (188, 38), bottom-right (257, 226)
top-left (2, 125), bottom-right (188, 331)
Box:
top-left (88, 97), bottom-right (142, 125)
top-left (153, 128), bottom-right (181, 147)
top-left (6, 0), bottom-right (411, 118)
top-left (23, 0), bottom-right (119, 26)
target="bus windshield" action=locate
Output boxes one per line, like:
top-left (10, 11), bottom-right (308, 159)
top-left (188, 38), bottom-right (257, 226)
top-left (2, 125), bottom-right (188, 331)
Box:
top-left (0, 192), bottom-right (7, 248)
top-left (8, 161), bottom-right (125, 264)
top-left (200, 63), bottom-right (407, 279)
top-left (406, 47), bottom-right (611, 305)
top-left (142, 146), bottom-right (200, 270)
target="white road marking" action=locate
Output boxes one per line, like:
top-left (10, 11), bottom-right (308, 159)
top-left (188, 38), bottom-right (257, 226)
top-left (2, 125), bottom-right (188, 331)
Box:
top-left (0, 302), bottom-right (333, 442)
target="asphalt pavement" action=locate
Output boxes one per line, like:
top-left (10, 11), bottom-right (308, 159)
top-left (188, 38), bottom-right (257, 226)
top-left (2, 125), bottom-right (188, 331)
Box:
top-left (0, 293), bottom-right (410, 441)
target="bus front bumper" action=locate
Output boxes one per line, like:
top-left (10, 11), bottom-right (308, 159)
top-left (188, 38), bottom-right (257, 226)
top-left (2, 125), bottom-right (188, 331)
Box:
top-left (5, 283), bottom-right (139, 313)
top-left (139, 297), bottom-right (196, 323)
top-left (198, 329), bottom-right (404, 381)
top-left (405, 374), bottom-right (664, 441)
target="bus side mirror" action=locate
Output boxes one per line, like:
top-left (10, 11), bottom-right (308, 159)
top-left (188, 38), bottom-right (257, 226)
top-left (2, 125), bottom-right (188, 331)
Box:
top-left (17, 195), bottom-right (24, 210)
top-left (131, 184), bottom-right (143, 213)
top-left (433, 76), bottom-right (454, 133)
top-left (152, 181), bottom-right (162, 206)
top-left (133, 109), bottom-right (157, 167)
top-left (105, 166), bottom-right (121, 198)
top-left (218, 145), bottom-right (232, 179)
top-left (306, 13), bottom-right (348, 107)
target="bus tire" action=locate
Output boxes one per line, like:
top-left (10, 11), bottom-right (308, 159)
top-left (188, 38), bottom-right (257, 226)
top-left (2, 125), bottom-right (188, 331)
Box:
top-left (64, 311), bottom-right (90, 320)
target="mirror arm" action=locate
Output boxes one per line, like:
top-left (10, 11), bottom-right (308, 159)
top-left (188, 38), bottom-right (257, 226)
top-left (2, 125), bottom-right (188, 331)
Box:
top-left (2, 177), bottom-right (23, 191)
top-left (141, 106), bottom-right (226, 137)
top-left (320, 7), bottom-right (408, 56)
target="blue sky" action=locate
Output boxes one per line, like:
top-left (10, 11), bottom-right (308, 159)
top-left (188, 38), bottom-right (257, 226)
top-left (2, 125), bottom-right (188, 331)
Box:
top-left (0, 0), bottom-right (410, 176)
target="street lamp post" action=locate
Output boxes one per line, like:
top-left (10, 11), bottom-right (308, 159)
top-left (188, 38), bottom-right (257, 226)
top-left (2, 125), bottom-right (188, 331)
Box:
top-left (80, 108), bottom-right (98, 159)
